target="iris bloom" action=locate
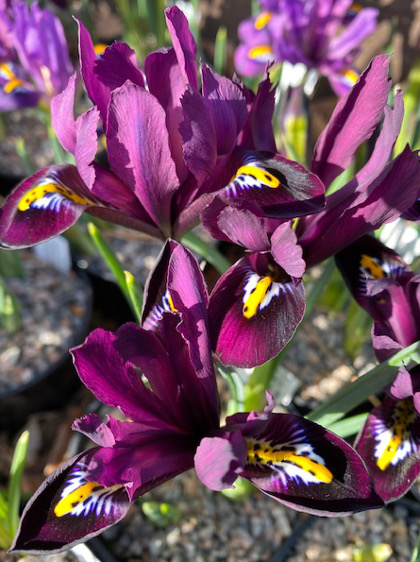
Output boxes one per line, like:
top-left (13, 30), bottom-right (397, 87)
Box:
top-left (10, 241), bottom-right (382, 553)
top-left (297, 55), bottom-right (420, 268)
top-left (234, 0), bottom-right (378, 96)
top-left (0, 0), bottom-right (73, 110)
top-left (335, 235), bottom-right (420, 502)
top-left (0, 6), bottom-right (324, 248)
top-left (201, 56), bottom-right (420, 368)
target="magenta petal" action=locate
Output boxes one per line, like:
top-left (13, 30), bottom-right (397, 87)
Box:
top-left (201, 196), bottom-right (270, 251)
top-left (201, 64), bottom-right (248, 155)
top-left (355, 397), bottom-right (420, 502)
top-left (165, 6), bottom-right (198, 89)
top-left (10, 450), bottom-right (131, 553)
top-left (107, 82), bottom-right (179, 235)
top-left (312, 55), bottom-right (392, 187)
top-left (180, 87), bottom-right (218, 187)
top-left (209, 254), bottom-right (305, 367)
top-left (77, 19), bottom-right (110, 125)
top-left (194, 432), bottom-right (247, 491)
top-left (271, 223), bottom-right (306, 278)
top-left (50, 73), bottom-right (77, 153)
top-left (72, 414), bottom-right (116, 447)
top-left (0, 165), bottom-right (94, 249)
top-left (94, 42), bottom-right (145, 91)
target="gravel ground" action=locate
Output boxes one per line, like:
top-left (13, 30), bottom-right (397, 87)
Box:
top-left (0, 250), bottom-right (91, 394)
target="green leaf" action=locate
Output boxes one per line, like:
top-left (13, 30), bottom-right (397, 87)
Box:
top-left (307, 340), bottom-right (420, 428)
top-left (8, 430), bottom-right (29, 539)
top-left (124, 270), bottom-right (143, 325)
top-left (221, 476), bottom-right (254, 501)
top-left (214, 26), bottom-right (228, 75)
top-left (327, 413), bottom-right (368, 438)
top-left (0, 250), bottom-right (24, 278)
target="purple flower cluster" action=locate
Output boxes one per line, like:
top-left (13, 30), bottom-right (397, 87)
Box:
top-left (235, 0), bottom-right (378, 96)
top-left (0, 0), bottom-right (72, 111)
top-left (0, 4), bottom-right (419, 554)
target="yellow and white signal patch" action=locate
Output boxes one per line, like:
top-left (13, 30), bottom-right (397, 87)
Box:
top-left (374, 399), bottom-right (417, 471)
top-left (0, 63), bottom-right (25, 94)
top-left (246, 438), bottom-right (333, 486)
top-left (242, 273), bottom-right (291, 319)
top-left (225, 163), bottom-right (281, 198)
top-left (18, 178), bottom-right (93, 213)
top-left (254, 11), bottom-right (272, 30)
top-left (54, 463), bottom-right (122, 519)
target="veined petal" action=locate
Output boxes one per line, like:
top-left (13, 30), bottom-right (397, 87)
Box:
top-left (0, 165), bottom-right (96, 249)
top-left (201, 196), bottom-right (270, 251)
top-left (209, 253), bottom-right (305, 367)
top-left (194, 431), bottom-right (247, 491)
top-left (71, 328), bottom-right (180, 430)
top-left (271, 223), bottom-right (306, 278)
top-left (219, 151), bottom-right (325, 219)
top-left (93, 42), bottom-right (145, 92)
top-left (107, 81), bottom-right (179, 235)
top-left (237, 413), bottom-right (383, 516)
top-left (10, 450), bottom-right (130, 553)
top-left (50, 73), bottom-right (77, 153)
top-left (355, 396), bottom-right (420, 502)
top-left (165, 6), bottom-right (198, 90)
top-left (312, 55), bottom-right (392, 187)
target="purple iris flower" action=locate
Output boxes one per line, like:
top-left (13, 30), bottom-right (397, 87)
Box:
top-left (202, 198), bottom-right (307, 367)
top-left (0, 0), bottom-right (73, 110)
top-left (335, 235), bottom-right (420, 502)
top-left (234, 0), bottom-right (378, 96)
top-left (10, 242), bottom-right (382, 553)
top-left (0, 6), bottom-right (324, 248)
top-left (296, 55), bottom-right (420, 269)
top-left (354, 366), bottom-right (420, 503)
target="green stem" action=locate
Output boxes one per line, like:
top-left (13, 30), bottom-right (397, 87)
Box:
top-left (307, 340), bottom-right (420, 428)
top-left (181, 232), bottom-right (231, 274)
top-left (411, 526), bottom-right (420, 562)
top-left (217, 364), bottom-right (245, 416)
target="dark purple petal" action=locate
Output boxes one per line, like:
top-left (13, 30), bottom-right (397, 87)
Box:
top-left (201, 65), bottom-right (247, 156)
top-left (194, 431), bottom-right (247, 491)
top-left (144, 47), bottom-right (188, 182)
top-left (80, 417), bottom-right (195, 499)
top-left (355, 396), bottom-right (420, 502)
top-left (201, 196), bottom-right (270, 251)
top-left (235, 413), bottom-right (383, 516)
top-left (209, 254), bottom-right (305, 367)
top-left (179, 87), bottom-right (218, 187)
top-left (107, 81), bottom-right (179, 235)
top-left (71, 328), bottom-right (180, 430)
top-left (238, 74), bottom-right (276, 153)
top-left (77, 19), bottom-right (110, 125)
top-left (219, 151), bottom-right (325, 219)
top-left (301, 147), bottom-right (420, 267)
top-left (0, 165), bottom-right (95, 249)
top-left (10, 450), bottom-right (130, 553)
top-left (311, 56), bottom-right (392, 187)
top-left (94, 42), bottom-right (145, 91)
top-left (165, 6), bottom-right (198, 90)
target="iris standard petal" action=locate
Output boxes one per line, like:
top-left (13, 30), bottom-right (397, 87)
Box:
top-left (311, 55), bottom-right (392, 187)
top-left (107, 81), bottom-right (179, 236)
top-left (209, 253), bottom-right (305, 367)
top-left (165, 6), bottom-right (198, 90)
top-left (10, 450), bottom-right (131, 553)
top-left (71, 328), bottom-right (179, 430)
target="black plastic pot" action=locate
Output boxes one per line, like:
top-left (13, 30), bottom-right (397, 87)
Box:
top-left (0, 270), bottom-right (93, 431)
